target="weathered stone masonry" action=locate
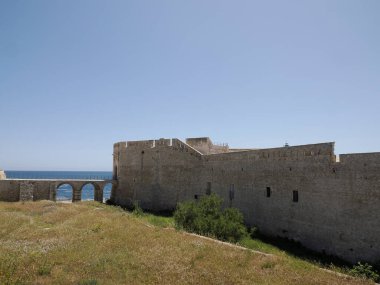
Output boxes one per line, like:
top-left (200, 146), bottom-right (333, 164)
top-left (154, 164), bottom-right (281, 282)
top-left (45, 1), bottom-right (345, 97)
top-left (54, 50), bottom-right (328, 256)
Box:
top-left (0, 178), bottom-right (116, 203)
top-left (111, 137), bottom-right (380, 264)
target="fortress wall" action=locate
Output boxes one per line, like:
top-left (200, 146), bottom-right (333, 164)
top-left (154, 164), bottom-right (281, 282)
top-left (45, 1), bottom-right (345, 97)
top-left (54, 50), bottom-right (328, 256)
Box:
top-left (113, 142), bottom-right (128, 182)
top-left (186, 137), bottom-right (213, 154)
top-left (340, 152), bottom-right (380, 165)
top-left (126, 140), bottom-right (155, 148)
top-left (113, 143), bottom-right (121, 180)
top-left (172, 139), bottom-right (203, 158)
top-left (112, 142), bottom-right (128, 205)
top-left (0, 180), bottom-right (20, 201)
top-left (210, 145), bottom-right (230, 154)
top-left (205, 142), bottom-right (335, 161)
top-left (185, 137), bottom-right (229, 154)
top-left (113, 139), bottom-right (203, 210)
top-left (114, 141), bottom-right (335, 209)
top-left (32, 181), bottom-right (52, 200)
top-left (195, 145), bottom-right (380, 263)
top-left (0, 180), bottom-right (52, 202)
top-left (114, 138), bottom-right (380, 262)
top-left (331, 155), bottom-right (380, 262)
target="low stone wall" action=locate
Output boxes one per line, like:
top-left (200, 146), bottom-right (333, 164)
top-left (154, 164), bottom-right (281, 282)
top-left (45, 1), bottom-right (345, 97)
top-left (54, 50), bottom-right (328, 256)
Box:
top-left (0, 179), bottom-right (116, 202)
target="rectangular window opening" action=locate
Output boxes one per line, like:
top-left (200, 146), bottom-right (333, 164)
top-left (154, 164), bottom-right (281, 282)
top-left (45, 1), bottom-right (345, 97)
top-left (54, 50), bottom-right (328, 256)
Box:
top-left (266, 187), bottom-right (271, 198)
top-left (293, 190), bottom-right (299, 202)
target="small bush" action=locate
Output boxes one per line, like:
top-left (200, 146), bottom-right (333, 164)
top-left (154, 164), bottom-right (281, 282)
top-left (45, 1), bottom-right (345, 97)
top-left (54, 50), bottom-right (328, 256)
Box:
top-left (261, 261), bottom-right (276, 269)
top-left (145, 215), bottom-right (173, 228)
top-left (249, 226), bottom-right (260, 239)
top-left (37, 263), bottom-right (51, 276)
top-left (132, 202), bottom-right (144, 216)
top-left (91, 223), bottom-right (102, 233)
top-left (174, 194), bottom-right (247, 243)
top-left (349, 262), bottom-right (379, 282)
top-left (0, 253), bottom-right (20, 284)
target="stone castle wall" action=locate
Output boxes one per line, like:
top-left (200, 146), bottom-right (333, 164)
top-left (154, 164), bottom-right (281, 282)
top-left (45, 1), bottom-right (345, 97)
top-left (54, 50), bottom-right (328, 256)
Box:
top-left (112, 137), bottom-right (380, 264)
top-left (0, 180), bottom-right (52, 202)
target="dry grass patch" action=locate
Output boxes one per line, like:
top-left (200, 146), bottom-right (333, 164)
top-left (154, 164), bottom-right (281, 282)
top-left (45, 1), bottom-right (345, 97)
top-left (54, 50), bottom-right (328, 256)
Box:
top-left (0, 201), bottom-right (374, 285)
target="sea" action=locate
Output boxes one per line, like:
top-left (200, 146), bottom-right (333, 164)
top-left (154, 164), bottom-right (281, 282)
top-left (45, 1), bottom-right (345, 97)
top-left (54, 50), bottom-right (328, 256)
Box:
top-left (4, 171), bottom-right (113, 202)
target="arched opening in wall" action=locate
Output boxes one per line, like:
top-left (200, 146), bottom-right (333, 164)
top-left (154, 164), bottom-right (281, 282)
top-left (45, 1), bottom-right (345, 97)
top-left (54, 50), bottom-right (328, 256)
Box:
top-left (103, 183), bottom-right (113, 203)
top-left (81, 183), bottom-right (95, 201)
top-left (56, 183), bottom-right (73, 202)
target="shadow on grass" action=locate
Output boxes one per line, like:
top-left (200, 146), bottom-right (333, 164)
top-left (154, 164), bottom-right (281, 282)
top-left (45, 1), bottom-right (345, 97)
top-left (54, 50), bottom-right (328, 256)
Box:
top-left (255, 233), bottom-right (351, 268)
top-left (105, 200), bottom-right (380, 276)
top-left (106, 199), bottom-right (174, 216)
top-left (244, 233), bottom-right (380, 282)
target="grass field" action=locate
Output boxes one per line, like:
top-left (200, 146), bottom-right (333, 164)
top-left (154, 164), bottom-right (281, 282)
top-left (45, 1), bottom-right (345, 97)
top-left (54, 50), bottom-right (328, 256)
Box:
top-left (0, 201), bottom-right (374, 285)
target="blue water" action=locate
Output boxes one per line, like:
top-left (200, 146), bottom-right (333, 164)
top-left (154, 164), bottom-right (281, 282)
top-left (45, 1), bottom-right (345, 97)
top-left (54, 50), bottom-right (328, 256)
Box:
top-left (5, 171), bottom-right (113, 202)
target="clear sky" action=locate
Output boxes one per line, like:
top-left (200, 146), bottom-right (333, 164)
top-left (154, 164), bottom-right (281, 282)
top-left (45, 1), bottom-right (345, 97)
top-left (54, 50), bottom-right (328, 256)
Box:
top-left (1, 0), bottom-right (379, 171)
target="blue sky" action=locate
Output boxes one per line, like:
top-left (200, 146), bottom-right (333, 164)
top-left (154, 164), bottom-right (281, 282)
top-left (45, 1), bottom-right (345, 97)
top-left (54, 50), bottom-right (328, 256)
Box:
top-left (1, 0), bottom-right (379, 171)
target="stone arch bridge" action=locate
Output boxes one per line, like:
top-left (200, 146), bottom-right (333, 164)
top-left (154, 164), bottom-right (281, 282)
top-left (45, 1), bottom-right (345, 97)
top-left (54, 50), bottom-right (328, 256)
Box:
top-left (0, 179), bottom-right (117, 203)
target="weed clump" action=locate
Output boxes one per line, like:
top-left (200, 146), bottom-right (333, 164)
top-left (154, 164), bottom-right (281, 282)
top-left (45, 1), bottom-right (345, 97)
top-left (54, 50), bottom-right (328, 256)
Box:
top-left (37, 263), bottom-right (51, 276)
top-left (174, 194), bottom-right (247, 243)
top-left (132, 201), bottom-right (144, 216)
top-left (349, 262), bottom-right (379, 282)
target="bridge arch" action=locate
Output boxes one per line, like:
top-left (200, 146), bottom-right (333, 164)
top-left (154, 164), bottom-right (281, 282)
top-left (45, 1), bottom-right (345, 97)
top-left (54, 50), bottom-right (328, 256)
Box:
top-left (50, 180), bottom-right (116, 203)
top-left (102, 182), bottom-right (114, 202)
top-left (80, 182), bottom-right (102, 202)
top-left (80, 183), bottom-right (95, 201)
top-left (56, 182), bottom-right (74, 202)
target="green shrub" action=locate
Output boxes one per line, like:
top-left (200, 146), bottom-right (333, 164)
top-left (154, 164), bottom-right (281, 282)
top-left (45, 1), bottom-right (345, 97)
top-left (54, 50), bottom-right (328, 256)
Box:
top-left (174, 194), bottom-right (247, 242)
top-left (249, 226), bottom-right (259, 239)
top-left (37, 263), bottom-right (51, 276)
top-left (349, 262), bottom-right (379, 282)
top-left (132, 201), bottom-right (144, 216)
top-left (261, 261), bottom-right (276, 269)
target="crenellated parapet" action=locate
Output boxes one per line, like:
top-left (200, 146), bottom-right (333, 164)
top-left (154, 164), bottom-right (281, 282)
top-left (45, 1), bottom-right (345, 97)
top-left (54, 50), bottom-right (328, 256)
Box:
top-left (340, 152), bottom-right (380, 165)
top-left (205, 142), bottom-right (336, 163)
top-left (115, 138), bottom-right (204, 159)
top-left (186, 137), bottom-right (229, 154)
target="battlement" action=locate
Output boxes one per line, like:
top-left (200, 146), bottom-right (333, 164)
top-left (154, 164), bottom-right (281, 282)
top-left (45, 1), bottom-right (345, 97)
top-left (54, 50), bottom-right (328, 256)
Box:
top-left (115, 138), bottom-right (337, 162)
top-left (116, 138), bottom-right (174, 149)
top-left (186, 137), bottom-right (229, 154)
top-left (340, 152), bottom-right (380, 165)
top-left (127, 140), bottom-right (156, 148)
top-left (204, 141), bottom-right (336, 164)
top-left (113, 138), bottom-right (203, 159)
top-left (186, 137), bottom-right (212, 147)
top-left (172, 139), bottom-right (203, 157)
